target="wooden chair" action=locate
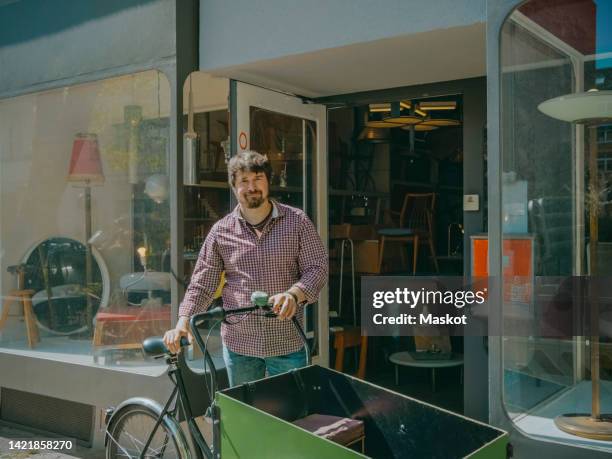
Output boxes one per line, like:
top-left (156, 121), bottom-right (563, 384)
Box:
top-left (377, 192), bottom-right (439, 273)
top-left (333, 326), bottom-right (367, 379)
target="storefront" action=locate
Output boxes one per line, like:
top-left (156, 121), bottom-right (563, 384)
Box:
top-left (0, 0), bottom-right (611, 457)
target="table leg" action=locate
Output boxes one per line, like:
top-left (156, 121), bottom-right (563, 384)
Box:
top-left (412, 235), bottom-right (419, 275)
top-left (460, 366), bottom-right (464, 385)
top-left (395, 365), bottom-right (399, 386)
top-left (431, 368), bottom-right (436, 392)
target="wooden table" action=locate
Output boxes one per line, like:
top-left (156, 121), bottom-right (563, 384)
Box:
top-left (92, 306), bottom-right (171, 364)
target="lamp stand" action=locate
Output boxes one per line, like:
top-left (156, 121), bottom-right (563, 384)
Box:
top-left (84, 183), bottom-right (94, 335)
top-left (554, 126), bottom-right (612, 440)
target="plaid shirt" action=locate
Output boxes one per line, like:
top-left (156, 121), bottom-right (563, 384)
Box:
top-left (179, 201), bottom-right (328, 357)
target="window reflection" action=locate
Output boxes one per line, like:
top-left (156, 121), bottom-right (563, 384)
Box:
top-left (0, 70), bottom-right (172, 371)
top-left (501, 0), bottom-right (612, 448)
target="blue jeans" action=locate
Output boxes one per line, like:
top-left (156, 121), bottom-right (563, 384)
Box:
top-left (222, 346), bottom-right (307, 387)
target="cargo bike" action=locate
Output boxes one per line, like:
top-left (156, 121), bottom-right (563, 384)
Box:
top-left (104, 292), bottom-right (509, 458)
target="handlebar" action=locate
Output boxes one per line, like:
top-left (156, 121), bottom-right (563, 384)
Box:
top-left (187, 291), bottom-right (311, 397)
top-left (191, 291), bottom-right (274, 326)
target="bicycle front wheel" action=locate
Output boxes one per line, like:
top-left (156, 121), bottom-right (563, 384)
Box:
top-left (106, 404), bottom-right (187, 459)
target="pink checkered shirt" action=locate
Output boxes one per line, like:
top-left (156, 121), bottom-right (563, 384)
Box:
top-left (179, 201), bottom-right (328, 358)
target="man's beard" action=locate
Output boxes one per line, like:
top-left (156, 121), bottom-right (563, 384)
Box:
top-left (244, 192), bottom-right (264, 208)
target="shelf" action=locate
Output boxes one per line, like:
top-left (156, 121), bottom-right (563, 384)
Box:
top-left (185, 181), bottom-right (229, 189)
top-left (268, 157), bottom-right (303, 162)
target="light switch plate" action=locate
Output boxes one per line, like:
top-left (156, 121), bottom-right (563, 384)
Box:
top-left (463, 194), bottom-right (479, 211)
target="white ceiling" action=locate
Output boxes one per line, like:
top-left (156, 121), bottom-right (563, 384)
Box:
top-left (205, 22), bottom-right (486, 99)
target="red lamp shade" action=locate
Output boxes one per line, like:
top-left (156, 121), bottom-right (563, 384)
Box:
top-left (67, 133), bottom-right (105, 184)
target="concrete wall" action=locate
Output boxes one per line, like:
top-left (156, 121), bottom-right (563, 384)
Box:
top-left (199, 0), bottom-right (485, 70)
top-left (0, 0), bottom-right (176, 97)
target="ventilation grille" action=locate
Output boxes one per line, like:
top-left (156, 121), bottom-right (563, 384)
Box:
top-left (0, 387), bottom-right (93, 443)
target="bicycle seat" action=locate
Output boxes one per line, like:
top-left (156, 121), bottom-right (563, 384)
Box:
top-left (142, 336), bottom-right (189, 356)
top-left (143, 337), bottom-right (168, 356)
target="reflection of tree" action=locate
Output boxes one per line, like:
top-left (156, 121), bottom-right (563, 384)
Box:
top-left (105, 117), bottom-right (169, 174)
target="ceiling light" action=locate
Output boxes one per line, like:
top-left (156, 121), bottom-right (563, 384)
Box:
top-left (383, 101), bottom-right (424, 126)
top-left (402, 123), bottom-right (439, 132)
top-left (358, 127), bottom-right (390, 143)
top-left (419, 101), bottom-right (457, 111)
top-left (420, 118), bottom-right (461, 127)
top-left (368, 103), bottom-right (391, 113)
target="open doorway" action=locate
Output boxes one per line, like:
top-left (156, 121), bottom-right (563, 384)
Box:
top-left (326, 91), bottom-right (465, 413)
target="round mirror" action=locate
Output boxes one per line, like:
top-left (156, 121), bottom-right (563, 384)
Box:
top-left (23, 237), bottom-right (110, 335)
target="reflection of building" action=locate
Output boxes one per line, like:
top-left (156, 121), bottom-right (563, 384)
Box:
top-left (0, 0), bottom-right (611, 456)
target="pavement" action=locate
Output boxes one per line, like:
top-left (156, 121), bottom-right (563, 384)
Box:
top-left (0, 425), bottom-right (104, 459)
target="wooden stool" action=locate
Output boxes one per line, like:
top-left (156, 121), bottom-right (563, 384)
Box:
top-left (0, 289), bottom-right (39, 348)
top-left (333, 326), bottom-right (368, 379)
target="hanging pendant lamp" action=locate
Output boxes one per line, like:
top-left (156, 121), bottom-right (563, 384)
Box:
top-left (365, 103), bottom-right (400, 128)
top-left (383, 101), bottom-right (423, 126)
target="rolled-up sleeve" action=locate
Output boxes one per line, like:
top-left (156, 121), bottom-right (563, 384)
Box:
top-left (179, 224), bottom-right (224, 317)
top-left (294, 214), bottom-right (328, 304)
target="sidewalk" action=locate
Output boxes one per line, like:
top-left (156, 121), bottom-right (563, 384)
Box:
top-left (0, 425), bottom-right (103, 459)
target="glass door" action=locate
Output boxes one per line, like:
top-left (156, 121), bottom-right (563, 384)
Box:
top-left (232, 81), bottom-right (329, 366)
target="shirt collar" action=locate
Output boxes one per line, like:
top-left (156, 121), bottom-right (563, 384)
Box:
top-left (233, 199), bottom-right (282, 221)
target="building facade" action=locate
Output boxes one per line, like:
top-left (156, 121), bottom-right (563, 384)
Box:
top-left (0, 1), bottom-right (610, 457)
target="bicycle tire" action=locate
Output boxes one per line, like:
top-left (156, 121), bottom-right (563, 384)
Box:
top-left (106, 403), bottom-right (190, 459)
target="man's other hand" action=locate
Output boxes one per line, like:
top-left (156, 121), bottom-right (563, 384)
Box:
top-left (270, 292), bottom-right (297, 320)
top-left (162, 316), bottom-right (192, 354)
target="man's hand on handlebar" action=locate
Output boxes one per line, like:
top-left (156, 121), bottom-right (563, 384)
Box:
top-left (269, 292), bottom-right (297, 320)
top-left (163, 316), bottom-right (193, 354)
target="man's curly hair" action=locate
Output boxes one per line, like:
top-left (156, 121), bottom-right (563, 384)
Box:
top-left (227, 150), bottom-right (272, 187)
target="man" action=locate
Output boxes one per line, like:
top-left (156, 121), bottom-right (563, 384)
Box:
top-left (163, 150), bottom-right (327, 386)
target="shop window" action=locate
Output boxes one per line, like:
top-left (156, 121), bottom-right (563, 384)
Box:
top-left (501, 0), bottom-right (612, 449)
top-left (0, 69), bottom-right (172, 371)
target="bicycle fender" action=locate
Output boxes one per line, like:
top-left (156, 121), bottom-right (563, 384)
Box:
top-left (105, 397), bottom-right (192, 459)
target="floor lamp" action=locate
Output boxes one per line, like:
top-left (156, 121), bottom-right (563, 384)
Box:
top-left (67, 133), bottom-right (105, 335)
top-left (539, 90), bottom-right (612, 440)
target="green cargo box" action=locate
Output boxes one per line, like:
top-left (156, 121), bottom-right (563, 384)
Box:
top-left (217, 365), bottom-right (508, 459)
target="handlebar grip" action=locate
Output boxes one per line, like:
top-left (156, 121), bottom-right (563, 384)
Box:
top-left (191, 307), bottom-right (226, 328)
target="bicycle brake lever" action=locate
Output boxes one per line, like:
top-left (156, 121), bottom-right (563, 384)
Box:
top-left (259, 303), bottom-right (277, 318)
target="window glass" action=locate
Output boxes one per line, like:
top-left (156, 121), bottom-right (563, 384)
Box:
top-left (0, 70), bottom-right (172, 372)
top-left (181, 72), bottom-right (230, 372)
top-left (501, 0), bottom-right (612, 448)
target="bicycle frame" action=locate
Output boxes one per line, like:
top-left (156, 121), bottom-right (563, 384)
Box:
top-left (106, 302), bottom-right (310, 459)
top-left (186, 303), bottom-right (311, 458)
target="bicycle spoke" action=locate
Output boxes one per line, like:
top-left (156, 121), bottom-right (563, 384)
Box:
top-left (107, 411), bottom-right (179, 459)
top-left (106, 430), bottom-right (138, 458)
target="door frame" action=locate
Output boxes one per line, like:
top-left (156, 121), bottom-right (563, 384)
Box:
top-left (316, 78), bottom-right (487, 419)
top-left (230, 79), bottom-right (330, 367)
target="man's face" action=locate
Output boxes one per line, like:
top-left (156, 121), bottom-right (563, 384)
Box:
top-left (233, 170), bottom-right (269, 209)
